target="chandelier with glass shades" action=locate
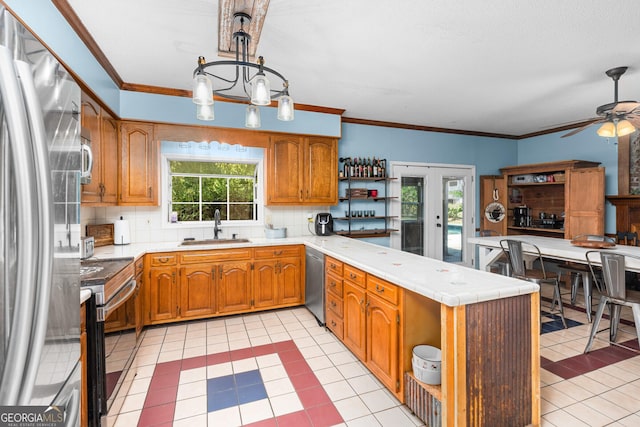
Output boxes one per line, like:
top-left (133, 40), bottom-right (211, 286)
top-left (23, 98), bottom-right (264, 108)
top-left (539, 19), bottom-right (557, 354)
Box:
top-left (192, 12), bottom-right (294, 128)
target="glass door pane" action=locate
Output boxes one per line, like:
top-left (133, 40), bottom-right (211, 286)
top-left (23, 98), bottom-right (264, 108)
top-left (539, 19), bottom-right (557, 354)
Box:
top-left (443, 177), bottom-right (464, 263)
top-left (400, 176), bottom-right (424, 256)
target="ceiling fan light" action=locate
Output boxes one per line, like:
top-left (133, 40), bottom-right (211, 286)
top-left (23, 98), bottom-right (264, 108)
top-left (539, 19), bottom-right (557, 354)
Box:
top-left (616, 119), bottom-right (636, 137)
top-left (597, 121), bottom-right (616, 137)
top-left (250, 73), bottom-right (271, 105)
top-left (277, 94), bottom-right (294, 121)
top-left (245, 105), bottom-right (261, 128)
top-left (196, 103), bottom-right (215, 121)
top-left (193, 73), bottom-right (213, 105)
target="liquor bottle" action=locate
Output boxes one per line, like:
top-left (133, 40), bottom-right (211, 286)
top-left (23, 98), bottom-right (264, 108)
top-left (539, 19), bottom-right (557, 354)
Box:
top-left (343, 159), bottom-right (349, 177)
top-left (349, 158), bottom-right (355, 178)
top-left (373, 157), bottom-right (378, 177)
top-left (367, 157), bottom-right (372, 177)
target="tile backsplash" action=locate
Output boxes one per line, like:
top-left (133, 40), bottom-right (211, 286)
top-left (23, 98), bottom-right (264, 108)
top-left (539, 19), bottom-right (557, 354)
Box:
top-left (81, 205), bottom-right (329, 244)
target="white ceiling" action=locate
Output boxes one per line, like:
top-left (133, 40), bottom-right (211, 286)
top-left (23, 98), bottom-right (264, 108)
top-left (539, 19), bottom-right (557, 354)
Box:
top-left (66, 0), bottom-right (640, 137)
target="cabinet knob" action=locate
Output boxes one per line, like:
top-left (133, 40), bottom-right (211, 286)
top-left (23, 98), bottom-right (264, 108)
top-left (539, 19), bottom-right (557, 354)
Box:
top-left (350, 273), bottom-right (357, 279)
top-left (331, 301), bottom-right (336, 307)
top-left (376, 284), bottom-right (385, 293)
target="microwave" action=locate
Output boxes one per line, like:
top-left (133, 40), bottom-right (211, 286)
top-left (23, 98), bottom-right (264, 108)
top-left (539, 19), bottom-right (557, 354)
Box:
top-left (80, 126), bottom-right (93, 185)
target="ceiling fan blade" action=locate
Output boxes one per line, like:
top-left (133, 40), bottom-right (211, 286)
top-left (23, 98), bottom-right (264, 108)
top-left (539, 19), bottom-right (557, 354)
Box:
top-left (612, 101), bottom-right (640, 113)
top-left (561, 118), bottom-right (603, 138)
top-left (625, 114), bottom-right (640, 129)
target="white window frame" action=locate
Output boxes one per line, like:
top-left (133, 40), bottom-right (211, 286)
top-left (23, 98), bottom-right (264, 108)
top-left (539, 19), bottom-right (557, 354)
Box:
top-left (161, 153), bottom-right (264, 228)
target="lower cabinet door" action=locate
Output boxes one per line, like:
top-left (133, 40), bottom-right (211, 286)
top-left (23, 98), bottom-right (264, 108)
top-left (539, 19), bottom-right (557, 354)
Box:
top-left (218, 261), bottom-right (252, 313)
top-left (253, 260), bottom-right (278, 308)
top-left (180, 264), bottom-right (217, 318)
top-left (149, 266), bottom-right (177, 322)
top-left (366, 292), bottom-right (399, 392)
top-left (279, 257), bottom-right (302, 305)
top-left (343, 281), bottom-right (366, 360)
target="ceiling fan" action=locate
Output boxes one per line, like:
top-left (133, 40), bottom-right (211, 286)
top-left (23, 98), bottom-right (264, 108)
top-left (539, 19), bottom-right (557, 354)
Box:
top-left (562, 66), bottom-right (640, 138)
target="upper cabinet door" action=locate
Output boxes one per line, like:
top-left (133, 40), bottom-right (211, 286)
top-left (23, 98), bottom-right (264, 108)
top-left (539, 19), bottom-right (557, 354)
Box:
top-left (100, 112), bottom-right (119, 204)
top-left (566, 167), bottom-right (605, 237)
top-left (266, 135), bottom-right (338, 206)
top-left (305, 137), bottom-right (338, 204)
top-left (267, 136), bottom-right (304, 204)
top-left (80, 94), bottom-right (102, 203)
top-left (119, 121), bottom-right (158, 206)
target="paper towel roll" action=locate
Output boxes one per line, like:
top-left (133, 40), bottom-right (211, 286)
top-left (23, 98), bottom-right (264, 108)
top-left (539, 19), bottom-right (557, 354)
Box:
top-left (113, 216), bottom-right (131, 245)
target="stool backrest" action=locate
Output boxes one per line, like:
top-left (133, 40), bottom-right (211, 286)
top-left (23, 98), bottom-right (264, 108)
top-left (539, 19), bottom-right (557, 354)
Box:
top-left (586, 251), bottom-right (627, 300)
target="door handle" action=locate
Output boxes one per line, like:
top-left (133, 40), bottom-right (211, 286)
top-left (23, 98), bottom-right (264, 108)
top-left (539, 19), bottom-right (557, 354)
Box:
top-left (436, 223), bottom-right (442, 228)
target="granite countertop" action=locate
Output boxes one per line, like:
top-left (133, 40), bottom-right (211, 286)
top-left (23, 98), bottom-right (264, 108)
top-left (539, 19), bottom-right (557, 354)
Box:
top-left (91, 235), bottom-right (538, 307)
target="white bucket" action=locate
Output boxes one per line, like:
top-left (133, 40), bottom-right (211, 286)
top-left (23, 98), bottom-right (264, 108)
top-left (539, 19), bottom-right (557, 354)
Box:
top-left (412, 345), bottom-right (442, 385)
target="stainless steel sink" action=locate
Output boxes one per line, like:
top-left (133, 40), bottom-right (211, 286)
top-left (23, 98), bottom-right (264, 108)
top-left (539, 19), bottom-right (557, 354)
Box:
top-left (180, 238), bottom-right (250, 246)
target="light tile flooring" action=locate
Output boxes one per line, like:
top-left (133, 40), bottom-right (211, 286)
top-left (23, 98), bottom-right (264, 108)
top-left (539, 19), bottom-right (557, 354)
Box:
top-left (106, 286), bottom-right (640, 427)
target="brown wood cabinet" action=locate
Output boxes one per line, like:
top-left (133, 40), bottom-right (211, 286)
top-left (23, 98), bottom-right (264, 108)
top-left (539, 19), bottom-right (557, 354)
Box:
top-left (119, 121), bottom-right (158, 205)
top-left (325, 256), bottom-right (344, 339)
top-left (180, 264), bottom-right (217, 318)
top-left (498, 160), bottom-right (605, 239)
top-left (143, 245), bottom-right (303, 325)
top-left (80, 93), bottom-right (118, 205)
top-left (266, 135), bottom-right (338, 205)
top-left (218, 261), bottom-right (252, 313)
top-left (325, 257), bottom-right (436, 401)
top-left (253, 245), bottom-right (304, 308)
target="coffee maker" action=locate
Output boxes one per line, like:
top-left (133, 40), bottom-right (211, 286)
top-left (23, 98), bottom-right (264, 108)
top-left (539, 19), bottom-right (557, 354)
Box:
top-left (513, 206), bottom-right (531, 227)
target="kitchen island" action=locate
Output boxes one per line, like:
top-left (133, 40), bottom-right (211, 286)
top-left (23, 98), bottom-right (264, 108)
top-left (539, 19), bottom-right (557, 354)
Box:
top-left (91, 235), bottom-right (540, 426)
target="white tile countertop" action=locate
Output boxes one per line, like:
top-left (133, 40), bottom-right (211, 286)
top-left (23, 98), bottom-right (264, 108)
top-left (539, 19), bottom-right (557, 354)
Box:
top-left (91, 235), bottom-right (538, 307)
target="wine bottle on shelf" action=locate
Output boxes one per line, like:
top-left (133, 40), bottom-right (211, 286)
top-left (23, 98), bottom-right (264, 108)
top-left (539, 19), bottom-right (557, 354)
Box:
top-left (350, 158), bottom-right (355, 177)
top-left (373, 157), bottom-right (378, 177)
top-left (367, 157), bottom-right (372, 177)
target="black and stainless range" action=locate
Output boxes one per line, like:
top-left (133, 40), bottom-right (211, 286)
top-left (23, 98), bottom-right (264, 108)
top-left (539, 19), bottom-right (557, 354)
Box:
top-left (81, 257), bottom-right (138, 426)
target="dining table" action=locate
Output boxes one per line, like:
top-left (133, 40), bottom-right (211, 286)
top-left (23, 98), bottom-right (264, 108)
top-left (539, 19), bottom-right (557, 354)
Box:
top-left (468, 234), bottom-right (640, 272)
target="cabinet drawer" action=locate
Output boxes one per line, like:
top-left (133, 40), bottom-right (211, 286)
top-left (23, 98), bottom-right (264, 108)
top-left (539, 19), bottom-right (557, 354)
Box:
top-left (180, 248), bottom-right (252, 264)
top-left (255, 245), bottom-right (302, 259)
top-left (135, 257), bottom-right (144, 275)
top-left (344, 264), bottom-right (366, 288)
top-left (325, 272), bottom-right (343, 297)
top-left (326, 256), bottom-right (343, 276)
top-left (367, 275), bottom-right (399, 305)
top-left (148, 253), bottom-right (177, 266)
top-left (326, 310), bottom-right (344, 340)
top-left (326, 292), bottom-right (343, 318)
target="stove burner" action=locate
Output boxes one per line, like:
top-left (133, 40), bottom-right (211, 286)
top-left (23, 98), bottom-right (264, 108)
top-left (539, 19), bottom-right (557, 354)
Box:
top-left (80, 266), bottom-right (104, 276)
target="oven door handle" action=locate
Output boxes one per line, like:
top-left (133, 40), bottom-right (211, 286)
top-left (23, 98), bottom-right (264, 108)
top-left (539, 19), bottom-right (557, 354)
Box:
top-left (98, 277), bottom-right (136, 322)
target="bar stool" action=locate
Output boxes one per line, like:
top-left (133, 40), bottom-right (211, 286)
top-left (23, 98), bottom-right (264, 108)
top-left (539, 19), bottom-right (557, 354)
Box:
top-left (584, 250), bottom-right (640, 353)
top-left (500, 239), bottom-right (567, 329)
top-left (557, 235), bottom-right (614, 322)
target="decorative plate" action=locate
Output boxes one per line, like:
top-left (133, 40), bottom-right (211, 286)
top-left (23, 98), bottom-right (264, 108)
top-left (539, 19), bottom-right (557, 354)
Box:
top-left (484, 202), bottom-right (506, 223)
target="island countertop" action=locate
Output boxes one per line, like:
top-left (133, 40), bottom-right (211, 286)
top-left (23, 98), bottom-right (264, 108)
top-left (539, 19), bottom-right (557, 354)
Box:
top-left (91, 235), bottom-right (537, 307)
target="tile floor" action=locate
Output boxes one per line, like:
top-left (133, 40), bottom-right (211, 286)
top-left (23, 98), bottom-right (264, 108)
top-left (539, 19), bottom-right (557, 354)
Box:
top-left (106, 285), bottom-right (640, 427)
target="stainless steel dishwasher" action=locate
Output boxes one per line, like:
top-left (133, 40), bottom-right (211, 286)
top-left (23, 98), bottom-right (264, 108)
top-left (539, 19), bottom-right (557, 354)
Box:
top-left (305, 247), bottom-right (325, 325)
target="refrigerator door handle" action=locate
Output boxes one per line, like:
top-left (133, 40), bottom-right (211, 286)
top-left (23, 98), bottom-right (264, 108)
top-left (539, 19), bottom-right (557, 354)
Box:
top-left (0, 45), bottom-right (39, 405)
top-left (14, 59), bottom-right (55, 404)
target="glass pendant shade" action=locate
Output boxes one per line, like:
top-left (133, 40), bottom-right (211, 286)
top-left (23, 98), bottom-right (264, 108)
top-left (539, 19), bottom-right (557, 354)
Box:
top-left (250, 74), bottom-right (271, 105)
top-left (597, 121), bottom-right (616, 137)
top-left (196, 103), bottom-right (215, 121)
top-left (616, 119), bottom-right (636, 137)
top-left (277, 94), bottom-right (295, 121)
top-left (245, 105), bottom-right (261, 128)
top-left (193, 73), bottom-right (214, 105)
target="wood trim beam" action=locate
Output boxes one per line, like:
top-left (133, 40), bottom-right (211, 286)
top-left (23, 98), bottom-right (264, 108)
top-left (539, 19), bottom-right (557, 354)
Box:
top-left (52, 0), bottom-right (123, 88)
top-left (342, 117), bottom-right (519, 140)
top-left (218, 0), bottom-right (269, 60)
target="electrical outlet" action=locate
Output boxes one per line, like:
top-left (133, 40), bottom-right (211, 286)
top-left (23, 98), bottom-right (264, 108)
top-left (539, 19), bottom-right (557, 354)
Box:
top-left (306, 212), bottom-right (314, 223)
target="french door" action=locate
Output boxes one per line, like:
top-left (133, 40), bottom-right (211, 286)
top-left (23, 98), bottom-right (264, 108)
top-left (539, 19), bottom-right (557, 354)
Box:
top-left (389, 163), bottom-right (475, 266)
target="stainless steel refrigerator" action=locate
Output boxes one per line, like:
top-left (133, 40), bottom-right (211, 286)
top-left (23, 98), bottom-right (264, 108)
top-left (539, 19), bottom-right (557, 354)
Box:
top-left (0, 6), bottom-right (81, 426)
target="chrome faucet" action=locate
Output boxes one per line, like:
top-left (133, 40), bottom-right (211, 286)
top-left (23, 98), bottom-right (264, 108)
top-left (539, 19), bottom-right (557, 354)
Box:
top-left (213, 208), bottom-right (222, 239)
